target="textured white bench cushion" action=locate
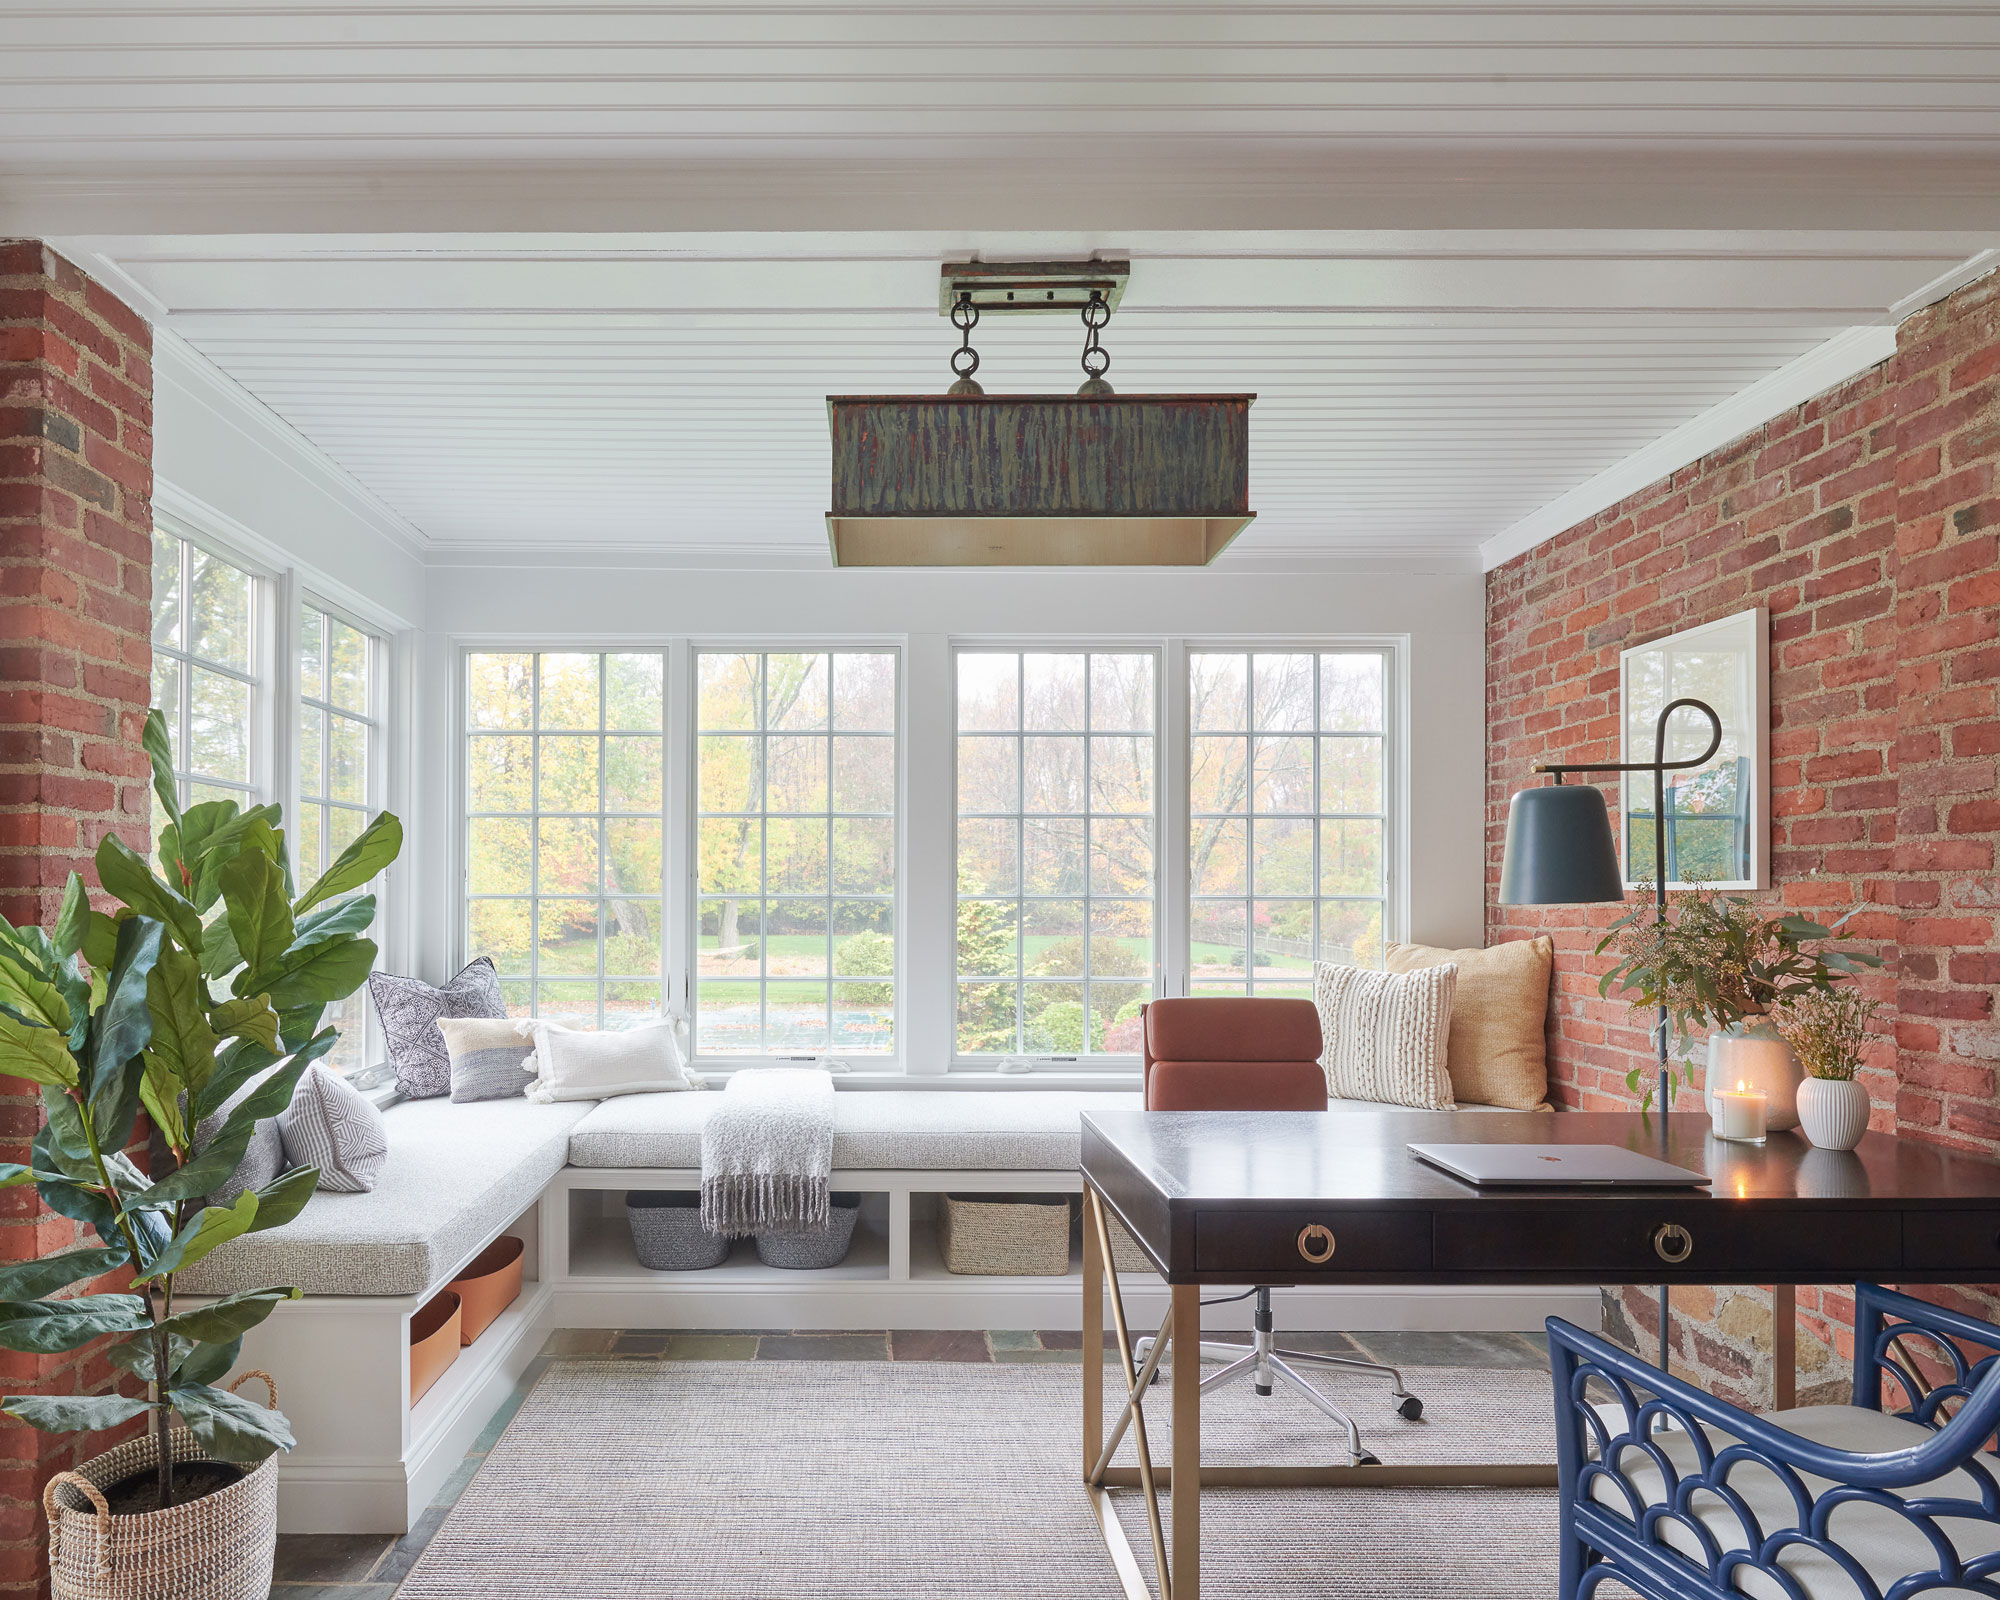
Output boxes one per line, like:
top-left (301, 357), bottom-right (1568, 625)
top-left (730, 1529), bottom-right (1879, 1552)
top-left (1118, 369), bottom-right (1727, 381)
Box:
top-left (564, 1087), bottom-right (1504, 1170)
top-left (567, 1089), bottom-right (1147, 1170)
top-left (177, 1096), bottom-right (595, 1300)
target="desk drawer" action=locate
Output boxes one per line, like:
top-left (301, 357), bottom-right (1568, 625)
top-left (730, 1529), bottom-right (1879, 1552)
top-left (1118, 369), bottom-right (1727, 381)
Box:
top-left (1195, 1210), bottom-right (1431, 1275)
top-left (1902, 1211), bottom-right (2000, 1272)
top-left (1433, 1207), bottom-right (1900, 1277)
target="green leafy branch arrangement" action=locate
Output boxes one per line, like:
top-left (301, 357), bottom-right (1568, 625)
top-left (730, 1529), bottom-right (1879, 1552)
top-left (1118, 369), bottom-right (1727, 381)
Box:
top-left (0, 710), bottom-right (401, 1507)
top-left (1595, 883), bottom-right (1882, 1111)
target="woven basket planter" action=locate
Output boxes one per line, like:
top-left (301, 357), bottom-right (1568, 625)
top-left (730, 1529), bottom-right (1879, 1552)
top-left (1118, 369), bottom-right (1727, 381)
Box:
top-left (44, 1372), bottom-right (281, 1600)
top-left (939, 1193), bottom-right (1072, 1276)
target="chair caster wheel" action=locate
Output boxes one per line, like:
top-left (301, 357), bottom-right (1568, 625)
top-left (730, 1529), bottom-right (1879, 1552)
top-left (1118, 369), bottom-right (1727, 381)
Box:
top-left (1355, 1453), bottom-right (1381, 1466)
top-left (1397, 1396), bottom-right (1424, 1421)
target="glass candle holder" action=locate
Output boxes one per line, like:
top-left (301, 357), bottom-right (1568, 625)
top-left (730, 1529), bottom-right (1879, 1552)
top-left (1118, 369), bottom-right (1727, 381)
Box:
top-left (1712, 1082), bottom-right (1768, 1144)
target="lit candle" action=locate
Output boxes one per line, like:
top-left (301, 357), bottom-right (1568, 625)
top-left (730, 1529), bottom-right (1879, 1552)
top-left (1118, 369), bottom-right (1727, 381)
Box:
top-left (1713, 1079), bottom-right (1768, 1144)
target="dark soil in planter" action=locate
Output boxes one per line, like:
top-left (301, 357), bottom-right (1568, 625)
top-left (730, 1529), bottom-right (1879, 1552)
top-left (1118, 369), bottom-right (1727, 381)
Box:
top-left (99, 1461), bottom-right (247, 1515)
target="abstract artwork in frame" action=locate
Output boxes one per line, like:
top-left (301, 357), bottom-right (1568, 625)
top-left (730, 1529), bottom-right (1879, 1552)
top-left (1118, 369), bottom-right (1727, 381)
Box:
top-left (1618, 606), bottom-right (1769, 891)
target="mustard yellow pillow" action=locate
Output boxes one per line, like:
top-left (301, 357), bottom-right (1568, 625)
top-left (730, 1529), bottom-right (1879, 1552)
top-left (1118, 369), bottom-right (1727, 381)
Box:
top-left (1384, 938), bottom-right (1552, 1110)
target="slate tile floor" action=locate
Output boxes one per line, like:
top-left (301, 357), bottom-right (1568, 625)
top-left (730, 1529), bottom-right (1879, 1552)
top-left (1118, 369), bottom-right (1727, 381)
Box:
top-left (268, 1326), bottom-right (1550, 1596)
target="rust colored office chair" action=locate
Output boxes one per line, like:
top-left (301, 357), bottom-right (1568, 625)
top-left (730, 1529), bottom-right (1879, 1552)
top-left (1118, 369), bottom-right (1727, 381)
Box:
top-left (1132, 996), bottom-right (1422, 1465)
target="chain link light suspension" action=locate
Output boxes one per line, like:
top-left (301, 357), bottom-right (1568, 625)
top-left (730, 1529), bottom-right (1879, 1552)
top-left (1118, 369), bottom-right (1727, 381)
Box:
top-left (1078, 289), bottom-right (1114, 397)
top-left (947, 292), bottom-right (983, 396)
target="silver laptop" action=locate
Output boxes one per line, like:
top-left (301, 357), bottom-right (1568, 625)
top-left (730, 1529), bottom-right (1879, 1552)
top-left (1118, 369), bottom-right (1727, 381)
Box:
top-left (1408, 1142), bottom-right (1711, 1188)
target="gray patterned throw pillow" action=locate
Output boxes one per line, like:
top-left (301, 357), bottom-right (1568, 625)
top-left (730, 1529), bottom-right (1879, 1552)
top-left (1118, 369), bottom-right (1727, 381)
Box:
top-left (368, 957), bottom-right (507, 1098)
top-left (279, 1063), bottom-right (389, 1193)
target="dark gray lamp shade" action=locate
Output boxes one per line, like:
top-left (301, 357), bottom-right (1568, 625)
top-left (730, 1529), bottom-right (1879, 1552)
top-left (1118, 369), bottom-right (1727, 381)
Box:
top-left (1497, 783), bottom-right (1627, 906)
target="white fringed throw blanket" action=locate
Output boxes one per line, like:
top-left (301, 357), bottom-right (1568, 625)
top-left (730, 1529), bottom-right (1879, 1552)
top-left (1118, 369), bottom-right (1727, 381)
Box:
top-left (699, 1067), bottom-right (835, 1238)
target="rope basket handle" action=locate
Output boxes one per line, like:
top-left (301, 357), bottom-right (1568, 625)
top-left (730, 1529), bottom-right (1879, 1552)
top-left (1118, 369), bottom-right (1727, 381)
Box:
top-left (227, 1369), bottom-right (278, 1410)
top-left (42, 1471), bottom-right (112, 1576)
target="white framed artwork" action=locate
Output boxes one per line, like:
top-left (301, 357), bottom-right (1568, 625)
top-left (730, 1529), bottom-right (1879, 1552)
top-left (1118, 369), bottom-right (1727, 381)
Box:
top-left (1618, 606), bottom-right (1769, 891)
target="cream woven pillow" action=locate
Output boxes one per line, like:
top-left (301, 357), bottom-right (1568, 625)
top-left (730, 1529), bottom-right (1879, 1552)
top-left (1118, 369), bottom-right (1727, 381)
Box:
top-left (1312, 961), bottom-right (1459, 1110)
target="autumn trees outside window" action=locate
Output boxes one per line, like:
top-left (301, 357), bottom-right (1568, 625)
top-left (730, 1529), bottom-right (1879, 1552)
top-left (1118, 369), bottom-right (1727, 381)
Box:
top-left (1188, 650), bottom-right (1391, 999)
top-left (955, 652), bottom-right (1157, 1058)
top-left (466, 652), bottom-right (669, 1028)
top-left (696, 651), bottom-right (898, 1057)
top-left (149, 530), bottom-right (261, 832)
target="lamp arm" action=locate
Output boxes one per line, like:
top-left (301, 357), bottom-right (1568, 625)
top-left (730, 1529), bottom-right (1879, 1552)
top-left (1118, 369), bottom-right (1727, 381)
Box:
top-left (1532, 697), bottom-right (1724, 782)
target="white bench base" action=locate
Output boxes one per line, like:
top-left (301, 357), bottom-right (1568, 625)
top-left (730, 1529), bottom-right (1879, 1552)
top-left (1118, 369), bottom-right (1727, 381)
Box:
top-left (243, 1166), bottom-right (1599, 1534)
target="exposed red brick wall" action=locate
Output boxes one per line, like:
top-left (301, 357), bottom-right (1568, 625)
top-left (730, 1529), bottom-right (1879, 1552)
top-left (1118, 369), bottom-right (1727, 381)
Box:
top-left (0, 241), bottom-right (154, 1598)
top-left (1486, 268), bottom-right (2000, 1407)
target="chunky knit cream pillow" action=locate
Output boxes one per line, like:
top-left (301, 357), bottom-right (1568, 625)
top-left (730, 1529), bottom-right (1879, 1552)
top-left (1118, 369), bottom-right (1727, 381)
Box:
top-left (1312, 961), bottom-right (1459, 1109)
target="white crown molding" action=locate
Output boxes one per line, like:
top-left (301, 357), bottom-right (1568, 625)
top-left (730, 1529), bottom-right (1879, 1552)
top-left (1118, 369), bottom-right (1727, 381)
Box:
top-left (1890, 248), bottom-right (2000, 322)
top-left (1477, 321), bottom-right (1899, 574)
top-left (154, 481), bottom-right (419, 635)
top-left (150, 328), bottom-right (431, 562)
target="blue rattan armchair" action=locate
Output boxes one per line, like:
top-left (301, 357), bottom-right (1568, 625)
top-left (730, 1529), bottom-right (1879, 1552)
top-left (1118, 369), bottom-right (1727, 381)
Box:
top-left (1549, 1284), bottom-right (2000, 1600)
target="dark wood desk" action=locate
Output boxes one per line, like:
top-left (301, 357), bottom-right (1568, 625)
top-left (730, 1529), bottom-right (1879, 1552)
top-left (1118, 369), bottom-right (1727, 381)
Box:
top-left (1077, 1110), bottom-right (2000, 1600)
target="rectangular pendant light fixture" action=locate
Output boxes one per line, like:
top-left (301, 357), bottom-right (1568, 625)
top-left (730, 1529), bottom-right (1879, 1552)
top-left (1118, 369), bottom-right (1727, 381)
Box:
top-left (825, 392), bottom-right (1256, 568)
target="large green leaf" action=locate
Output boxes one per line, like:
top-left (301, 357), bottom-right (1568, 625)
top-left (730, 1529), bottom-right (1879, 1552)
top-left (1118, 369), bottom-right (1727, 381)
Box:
top-left (156, 1285), bottom-right (300, 1345)
top-left (294, 812), bottom-right (402, 916)
top-left (51, 874), bottom-right (90, 962)
top-left (173, 1336), bottom-right (242, 1388)
top-left (94, 834), bottom-right (202, 953)
top-left (208, 995), bottom-right (281, 1053)
top-left (107, 1331), bottom-right (189, 1384)
top-left (142, 707), bottom-right (181, 838)
top-left (132, 1191), bottom-right (259, 1283)
top-left (290, 894), bottom-right (378, 949)
top-left (168, 1381), bottom-right (295, 1463)
top-left (144, 942), bottom-right (220, 1105)
top-left (0, 1295), bottom-right (151, 1354)
top-left (83, 918), bottom-right (163, 1152)
top-left (220, 847), bottom-right (294, 982)
top-left (129, 1050), bottom-right (316, 1209)
top-left (176, 800), bottom-right (284, 914)
top-left (243, 1166), bottom-right (317, 1234)
top-left (80, 910), bottom-right (119, 972)
top-left (260, 936), bottom-right (378, 1012)
top-left (0, 1163), bottom-right (48, 1189)
top-left (0, 1245), bottom-right (131, 1302)
top-left (2, 1393), bottom-right (156, 1434)
top-left (0, 951), bottom-right (71, 1034)
top-left (200, 910), bottom-right (243, 982)
top-left (0, 1010), bottom-right (78, 1089)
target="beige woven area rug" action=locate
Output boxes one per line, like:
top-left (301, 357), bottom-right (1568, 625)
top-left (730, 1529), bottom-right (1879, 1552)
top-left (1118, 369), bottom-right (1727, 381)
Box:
top-left (398, 1359), bottom-right (1561, 1599)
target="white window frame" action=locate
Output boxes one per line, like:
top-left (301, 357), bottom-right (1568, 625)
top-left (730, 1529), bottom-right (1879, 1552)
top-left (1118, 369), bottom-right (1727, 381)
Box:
top-left (949, 644), bottom-right (1162, 1068)
top-left (149, 524), bottom-right (272, 812)
top-left (1183, 642), bottom-right (1402, 998)
top-left (459, 646), bottom-right (674, 1033)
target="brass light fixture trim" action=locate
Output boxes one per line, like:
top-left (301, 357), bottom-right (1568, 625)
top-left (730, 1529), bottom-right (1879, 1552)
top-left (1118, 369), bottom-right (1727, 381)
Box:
top-left (827, 258), bottom-right (1255, 570)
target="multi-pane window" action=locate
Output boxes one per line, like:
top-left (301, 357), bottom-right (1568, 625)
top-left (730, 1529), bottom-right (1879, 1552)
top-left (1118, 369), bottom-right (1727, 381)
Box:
top-left (695, 652), bottom-right (898, 1057)
top-left (1188, 651), bottom-right (1389, 997)
top-left (149, 530), bottom-right (259, 836)
top-left (955, 651), bottom-right (1156, 1057)
top-left (465, 653), bottom-right (667, 1028)
top-left (298, 604), bottom-right (381, 1073)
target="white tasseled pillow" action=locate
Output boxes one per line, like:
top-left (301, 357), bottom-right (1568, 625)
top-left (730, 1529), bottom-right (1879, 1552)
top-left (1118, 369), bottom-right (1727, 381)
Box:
top-left (517, 1017), bottom-right (701, 1103)
top-left (1312, 960), bottom-right (1459, 1110)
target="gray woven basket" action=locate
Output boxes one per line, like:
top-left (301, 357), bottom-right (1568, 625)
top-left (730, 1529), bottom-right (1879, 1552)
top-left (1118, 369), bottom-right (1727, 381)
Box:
top-left (939, 1193), bottom-right (1073, 1276)
top-left (45, 1373), bottom-right (280, 1600)
top-left (755, 1194), bottom-right (861, 1269)
top-left (627, 1192), bottom-right (731, 1270)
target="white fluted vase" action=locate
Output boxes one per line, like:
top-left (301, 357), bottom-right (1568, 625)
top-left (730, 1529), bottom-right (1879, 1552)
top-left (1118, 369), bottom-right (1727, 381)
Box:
top-left (1797, 1077), bottom-right (1870, 1152)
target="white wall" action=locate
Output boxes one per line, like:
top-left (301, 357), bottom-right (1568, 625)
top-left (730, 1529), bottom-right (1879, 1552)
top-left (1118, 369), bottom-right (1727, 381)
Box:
top-left (415, 563), bottom-right (1489, 1024)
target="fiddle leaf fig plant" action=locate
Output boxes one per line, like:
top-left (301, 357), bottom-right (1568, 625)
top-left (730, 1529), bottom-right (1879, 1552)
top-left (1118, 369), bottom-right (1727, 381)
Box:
top-left (1598, 883), bottom-right (1882, 1111)
top-left (0, 709), bottom-right (402, 1507)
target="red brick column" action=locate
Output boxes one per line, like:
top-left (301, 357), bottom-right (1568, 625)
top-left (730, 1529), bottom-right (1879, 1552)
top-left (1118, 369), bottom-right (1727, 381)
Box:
top-left (0, 241), bottom-right (154, 1598)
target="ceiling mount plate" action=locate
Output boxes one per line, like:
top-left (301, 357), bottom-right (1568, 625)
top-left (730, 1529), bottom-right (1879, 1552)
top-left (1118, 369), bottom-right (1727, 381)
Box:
top-left (939, 259), bottom-right (1130, 316)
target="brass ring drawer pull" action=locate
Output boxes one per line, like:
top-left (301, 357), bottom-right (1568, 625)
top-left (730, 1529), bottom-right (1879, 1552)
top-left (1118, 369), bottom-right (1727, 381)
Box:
top-left (1652, 1224), bottom-right (1694, 1265)
top-left (1297, 1224), bottom-right (1336, 1264)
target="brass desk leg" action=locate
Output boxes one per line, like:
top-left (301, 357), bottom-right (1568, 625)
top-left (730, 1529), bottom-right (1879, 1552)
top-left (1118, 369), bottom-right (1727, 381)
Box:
top-left (1774, 1284), bottom-right (1796, 1411)
top-left (1172, 1283), bottom-right (1201, 1600)
top-left (1084, 1193), bottom-right (1104, 1478)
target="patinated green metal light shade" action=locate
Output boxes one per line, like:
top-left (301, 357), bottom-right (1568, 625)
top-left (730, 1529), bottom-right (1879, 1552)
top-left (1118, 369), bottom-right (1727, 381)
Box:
top-left (825, 391), bottom-right (1256, 568)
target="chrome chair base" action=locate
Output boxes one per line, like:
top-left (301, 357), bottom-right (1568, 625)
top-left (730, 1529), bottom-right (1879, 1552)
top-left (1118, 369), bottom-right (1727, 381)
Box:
top-left (1135, 1289), bottom-right (1421, 1467)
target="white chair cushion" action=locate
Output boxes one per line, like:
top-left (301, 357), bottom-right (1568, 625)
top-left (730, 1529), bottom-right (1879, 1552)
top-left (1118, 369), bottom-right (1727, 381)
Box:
top-left (177, 1096), bottom-right (594, 1299)
top-left (1590, 1401), bottom-right (2000, 1600)
top-left (568, 1089), bottom-right (1146, 1169)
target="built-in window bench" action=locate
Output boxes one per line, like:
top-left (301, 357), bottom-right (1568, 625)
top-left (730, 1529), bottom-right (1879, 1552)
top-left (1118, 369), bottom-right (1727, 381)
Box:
top-left (179, 1092), bottom-right (1597, 1535)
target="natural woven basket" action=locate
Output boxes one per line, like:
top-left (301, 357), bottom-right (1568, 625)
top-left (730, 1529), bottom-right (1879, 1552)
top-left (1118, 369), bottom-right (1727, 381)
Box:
top-left (1105, 1214), bottom-right (1161, 1278)
top-left (939, 1193), bottom-right (1072, 1276)
top-left (44, 1371), bottom-right (281, 1600)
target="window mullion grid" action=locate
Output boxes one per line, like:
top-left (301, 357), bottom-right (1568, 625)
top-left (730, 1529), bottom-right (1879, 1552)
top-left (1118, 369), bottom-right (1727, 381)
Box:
top-left (758, 656), bottom-right (769, 1057)
top-left (530, 657), bottom-right (542, 1017)
top-left (1081, 654), bottom-right (1093, 1053)
top-left (1014, 653), bottom-right (1025, 1055)
top-left (597, 656), bottom-right (608, 1030)
top-left (1311, 652), bottom-right (1323, 978)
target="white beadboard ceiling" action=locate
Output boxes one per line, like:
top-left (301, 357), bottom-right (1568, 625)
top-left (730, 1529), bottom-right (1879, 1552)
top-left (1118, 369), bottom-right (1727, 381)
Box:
top-left (15, 4), bottom-right (2000, 566)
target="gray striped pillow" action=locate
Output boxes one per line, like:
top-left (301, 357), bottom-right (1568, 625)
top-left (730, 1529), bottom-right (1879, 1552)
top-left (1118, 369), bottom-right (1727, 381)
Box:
top-left (278, 1063), bottom-right (389, 1193)
top-left (438, 1017), bottom-right (538, 1103)
top-left (1313, 960), bottom-right (1459, 1110)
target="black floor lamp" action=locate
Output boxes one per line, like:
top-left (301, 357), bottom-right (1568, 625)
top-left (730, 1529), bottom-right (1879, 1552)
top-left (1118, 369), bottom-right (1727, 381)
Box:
top-left (1497, 695), bottom-right (1724, 1378)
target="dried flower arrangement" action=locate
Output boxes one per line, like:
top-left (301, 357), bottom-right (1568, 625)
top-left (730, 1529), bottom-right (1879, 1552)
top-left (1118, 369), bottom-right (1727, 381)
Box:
top-left (1772, 986), bottom-right (1879, 1082)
